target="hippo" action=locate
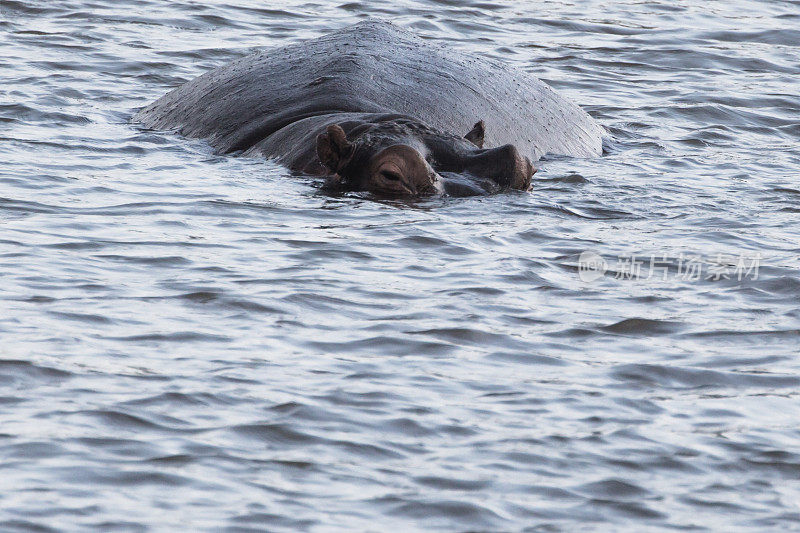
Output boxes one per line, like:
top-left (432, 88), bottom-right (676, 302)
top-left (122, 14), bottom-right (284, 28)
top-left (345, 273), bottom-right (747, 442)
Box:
top-left (133, 20), bottom-right (604, 196)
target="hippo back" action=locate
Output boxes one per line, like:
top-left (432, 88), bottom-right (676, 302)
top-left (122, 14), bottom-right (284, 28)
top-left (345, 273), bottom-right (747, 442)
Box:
top-left (133, 20), bottom-right (604, 161)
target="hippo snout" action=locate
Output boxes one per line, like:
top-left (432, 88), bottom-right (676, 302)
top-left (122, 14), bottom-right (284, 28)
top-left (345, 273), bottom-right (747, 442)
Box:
top-left (522, 155), bottom-right (535, 191)
top-left (464, 144), bottom-right (535, 191)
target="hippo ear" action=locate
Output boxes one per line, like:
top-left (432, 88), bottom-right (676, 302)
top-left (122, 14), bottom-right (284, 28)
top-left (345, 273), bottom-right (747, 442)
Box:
top-left (316, 124), bottom-right (353, 174)
top-left (464, 120), bottom-right (485, 148)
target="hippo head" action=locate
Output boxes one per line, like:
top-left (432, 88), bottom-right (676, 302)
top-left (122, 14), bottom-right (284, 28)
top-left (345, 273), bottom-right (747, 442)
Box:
top-left (315, 117), bottom-right (535, 196)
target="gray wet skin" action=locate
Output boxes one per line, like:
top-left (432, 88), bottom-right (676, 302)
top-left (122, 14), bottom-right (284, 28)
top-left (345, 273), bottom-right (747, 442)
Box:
top-left (134, 20), bottom-right (603, 197)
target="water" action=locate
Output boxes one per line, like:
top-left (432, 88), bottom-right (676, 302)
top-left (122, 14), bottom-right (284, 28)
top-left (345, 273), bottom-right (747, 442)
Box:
top-left (2, 0), bottom-right (800, 530)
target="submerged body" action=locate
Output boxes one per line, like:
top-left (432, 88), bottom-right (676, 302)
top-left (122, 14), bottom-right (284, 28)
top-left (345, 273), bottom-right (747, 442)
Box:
top-left (134, 20), bottom-right (604, 196)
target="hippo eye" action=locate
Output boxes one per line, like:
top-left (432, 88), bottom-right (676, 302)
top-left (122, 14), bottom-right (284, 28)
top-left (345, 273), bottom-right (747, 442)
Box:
top-left (380, 170), bottom-right (403, 182)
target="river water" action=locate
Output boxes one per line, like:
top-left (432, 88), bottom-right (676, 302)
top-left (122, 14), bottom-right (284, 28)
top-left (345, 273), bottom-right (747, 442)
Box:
top-left (2, 0), bottom-right (800, 531)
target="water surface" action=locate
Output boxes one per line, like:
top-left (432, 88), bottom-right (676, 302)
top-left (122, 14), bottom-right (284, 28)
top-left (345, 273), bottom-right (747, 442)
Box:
top-left (2, 0), bottom-right (800, 530)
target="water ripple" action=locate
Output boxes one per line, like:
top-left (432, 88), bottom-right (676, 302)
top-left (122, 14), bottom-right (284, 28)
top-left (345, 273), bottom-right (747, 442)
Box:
top-left (2, 0), bottom-right (800, 530)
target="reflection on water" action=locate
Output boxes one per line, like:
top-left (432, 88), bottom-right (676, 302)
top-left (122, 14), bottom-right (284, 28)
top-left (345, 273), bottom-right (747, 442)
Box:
top-left (2, 0), bottom-right (800, 530)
